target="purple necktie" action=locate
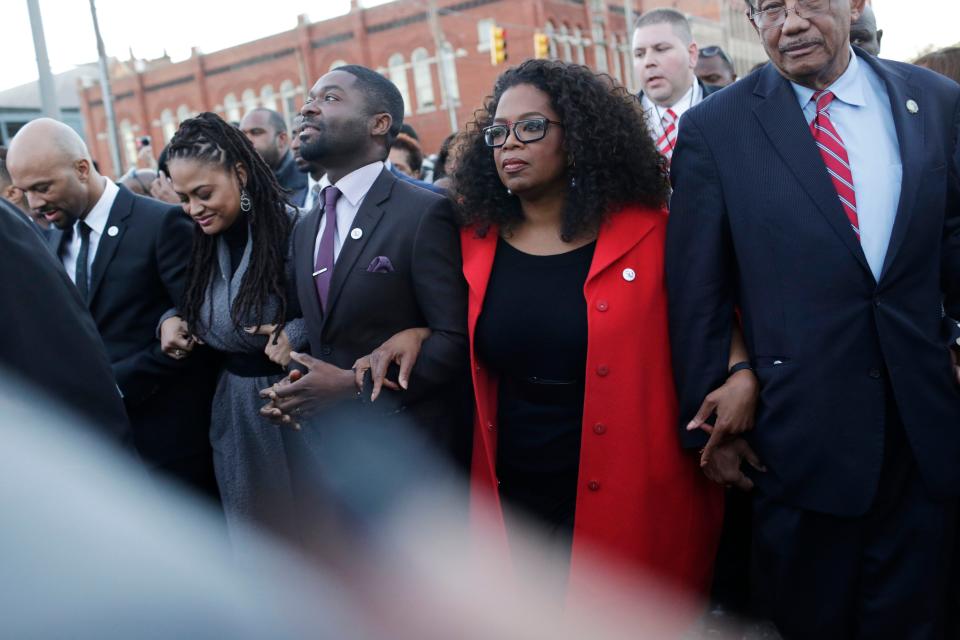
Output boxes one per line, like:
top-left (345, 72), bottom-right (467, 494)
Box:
top-left (314, 185), bottom-right (341, 311)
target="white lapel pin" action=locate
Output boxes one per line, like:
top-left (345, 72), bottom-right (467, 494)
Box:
top-left (107, 225), bottom-right (119, 237)
top-left (906, 99), bottom-right (919, 114)
top-left (622, 268), bottom-right (636, 282)
top-left (350, 227), bottom-right (363, 240)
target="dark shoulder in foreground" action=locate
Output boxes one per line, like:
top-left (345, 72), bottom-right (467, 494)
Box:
top-left (390, 171), bottom-right (450, 213)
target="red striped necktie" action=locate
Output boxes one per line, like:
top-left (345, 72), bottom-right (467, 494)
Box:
top-left (656, 108), bottom-right (679, 162)
top-left (810, 90), bottom-right (860, 240)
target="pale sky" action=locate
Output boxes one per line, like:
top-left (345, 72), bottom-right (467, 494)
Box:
top-left (1, 0), bottom-right (957, 92)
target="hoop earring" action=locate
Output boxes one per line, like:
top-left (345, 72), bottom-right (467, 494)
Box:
top-left (239, 189), bottom-right (252, 212)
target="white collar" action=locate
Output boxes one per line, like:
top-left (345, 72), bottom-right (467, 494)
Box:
top-left (319, 161), bottom-right (384, 208)
top-left (82, 178), bottom-right (119, 234)
top-left (642, 78), bottom-right (701, 116)
top-left (308, 173), bottom-right (322, 192)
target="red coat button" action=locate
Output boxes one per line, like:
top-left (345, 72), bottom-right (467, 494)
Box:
top-left (487, 421), bottom-right (495, 431)
top-left (596, 300), bottom-right (609, 312)
top-left (597, 365), bottom-right (609, 377)
top-left (593, 423), bottom-right (607, 435)
top-left (588, 480), bottom-right (601, 491)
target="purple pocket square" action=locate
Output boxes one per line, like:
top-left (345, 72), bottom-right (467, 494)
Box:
top-left (366, 256), bottom-right (395, 273)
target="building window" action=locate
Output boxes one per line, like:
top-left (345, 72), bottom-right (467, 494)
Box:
top-left (159, 109), bottom-right (177, 144)
top-left (260, 85), bottom-right (277, 112)
top-left (224, 93), bottom-right (241, 122)
top-left (545, 21), bottom-right (558, 59)
top-left (559, 24), bottom-right (573, 62)
top-left (476, 18), bottom-right (494, 52)
top-left (176, 104), bottom-right (192, 125)
top-left (119, 119), bottom-right (136, 169)
top-left (573, 27), bottom-right (586, 65)
top-left (439, 42), bottom-right (460, 105)
top-left (388, 54), bottom-right (412, 116)
top-left (592, 25), bottom-right (608, 72)
top-left (609, 34), bottom-right (623, 84)
top-left (241, 89), bottom-right (258, 115)
top-left (411, 47), bottom-right (435, 111)
top-left (280, 80), bottom-right (298, 129)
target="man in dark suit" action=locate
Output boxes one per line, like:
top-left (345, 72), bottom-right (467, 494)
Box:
top-left (0, 197), bottom-right (131, 444)
top-left (666, 0), bottom-right (960, 636)
top-left (7, 118), bottom-right (219, 499)
top-left (260, 65), bottom-right (467, 463)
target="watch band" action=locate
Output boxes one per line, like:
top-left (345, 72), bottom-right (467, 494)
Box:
top-left (728, 361), bottom-right (754, 376)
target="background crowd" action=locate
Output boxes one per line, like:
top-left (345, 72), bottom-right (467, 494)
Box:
top-left (2, 1), bottom-right (960, 638)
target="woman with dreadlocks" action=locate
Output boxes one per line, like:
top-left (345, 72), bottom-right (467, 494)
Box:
top-left (158, 112), bottom-right (305, 536)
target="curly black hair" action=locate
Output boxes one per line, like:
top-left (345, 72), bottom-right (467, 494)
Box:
top-left (165, 112), bottom-right (293, 337)
top-left (452, 59), bottom-right (669, 241)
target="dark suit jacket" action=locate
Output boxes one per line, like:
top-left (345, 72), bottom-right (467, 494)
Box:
top-left (388, 164), bottom-right (446, 195)
top-left (0, 199), bottom-right (131, 445)
top-left (666, 51), bottom-right (960, 517)
top-left (292, 168), bottom-right (468, 447)
top-left (275, 150), bottom-right (308, 195)
top-left (47, 186), bottom-right (217, 468)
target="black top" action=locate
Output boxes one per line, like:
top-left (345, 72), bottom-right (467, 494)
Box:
top-left (224, 218), bottom-right (249, 277)
top-left (475, 238), bottom-right (595, 473)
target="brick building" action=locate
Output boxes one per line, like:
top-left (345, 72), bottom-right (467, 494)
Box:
top-left (79, 0), bottom-right (765, 177)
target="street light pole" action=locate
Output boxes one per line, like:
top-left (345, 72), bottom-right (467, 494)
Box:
top-left (428, 0), bottom-right (458, 134)
top-left (88, 0), bottom-right (123, 177)
top-left (25, 0), bottom-right (60, 119)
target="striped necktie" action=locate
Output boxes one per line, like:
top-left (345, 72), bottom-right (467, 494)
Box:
top-left (656, 108), bottom-right (679, 161)
top-left (810, 90), bottom-right (860, 240)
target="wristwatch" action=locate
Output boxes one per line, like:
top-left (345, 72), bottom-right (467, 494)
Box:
top-left (728, 361), bottom-right (754, 376)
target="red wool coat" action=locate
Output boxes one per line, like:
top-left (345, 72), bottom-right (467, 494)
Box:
top-left (462, 204), bottom-right (724, 598)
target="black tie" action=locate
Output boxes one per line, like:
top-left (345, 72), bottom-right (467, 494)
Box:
top-left (75, 220), bottom-right (92, 303)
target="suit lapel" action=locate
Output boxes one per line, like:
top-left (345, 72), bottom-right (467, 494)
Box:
top-left (587, 206), bottom-right (658, 284)
top-left (322, 169), bottom-right (394, 318)
top-left (870, 57), bottom-right (924, 282)
top-left (46, 227), bottom-right (63, 256)
top-left (753, 66), bottom-right (873, 279)
top-left (88, 186), bottom-right (133, 303)
top-left (296, 202), bottom-right (325, 332)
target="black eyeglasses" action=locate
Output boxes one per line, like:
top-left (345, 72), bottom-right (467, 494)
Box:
top-left (750, 0), bottom-right (831, 30)
top-left (482, 118), bottom-right (563, 148)
top-left (699, 46), bottom-right (733, 67)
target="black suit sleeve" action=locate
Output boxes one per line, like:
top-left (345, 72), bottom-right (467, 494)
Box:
top-left (665, 114), bottom-right (737, 449)
top-left (112, 207), bottom-right (194, 405)
top-left (941, 91), bottom-right (960, 321)
top-left (402, 198), bottom-right (469, 405)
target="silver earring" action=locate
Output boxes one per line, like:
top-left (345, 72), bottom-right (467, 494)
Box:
top-left (240, 190), bottom-right (252, 212)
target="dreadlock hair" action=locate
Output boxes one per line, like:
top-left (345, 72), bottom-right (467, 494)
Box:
top-left (166, 112), bottom-right (293, 337)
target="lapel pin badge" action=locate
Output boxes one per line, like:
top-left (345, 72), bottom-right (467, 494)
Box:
top-left (906, 99), bottom-right (919, 114)
top-left (622, 268), bottom-right (636, 282)
top-left (107, 225), bottom-right (119, 237)
top-left (350, 228), bottom-right (363, 240)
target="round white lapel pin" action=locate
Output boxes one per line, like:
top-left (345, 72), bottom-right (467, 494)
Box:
top-left (906, 99), bottom-right (919, 114)
top-left (350, 227), bottom-right (363, 240)
top-left (107, 225), bottom-right (119, 237)
top-left (622, 268), bottom-right (636, 282)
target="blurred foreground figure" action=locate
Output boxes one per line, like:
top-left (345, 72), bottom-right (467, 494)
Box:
top-left (0, 197), bottom-right (130, 444)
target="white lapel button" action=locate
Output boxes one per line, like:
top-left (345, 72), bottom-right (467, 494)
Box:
top-left (622, 268), bottom-right (636, 282)
top-left (350, 227), bottom-right (363, 240)
top-left (906, 99), bottom-right (919, 114)
top-left (107, 225), bottom-right (119, 237)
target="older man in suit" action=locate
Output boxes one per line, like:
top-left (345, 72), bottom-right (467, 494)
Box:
top-left (666, 0), bottom-right (960, 637)
top-left (7, 119), bottom-right (219, 500)
top-left (261, 66), bottom-right (468, 481)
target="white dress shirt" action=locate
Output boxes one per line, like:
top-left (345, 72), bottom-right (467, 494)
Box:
top-left (791, 49), bottom-right (902, 280)
top-left (62, 178), bottom-right (119, 288)
top-left (313, 161), bottom-right (384, 264)
top-left (642, 79), bottom-right (703, 143)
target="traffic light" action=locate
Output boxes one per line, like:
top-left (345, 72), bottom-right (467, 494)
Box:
top-left (490, 25), bottom-right (507, 65)
top-left (534, 32), bottom-right (549, 59)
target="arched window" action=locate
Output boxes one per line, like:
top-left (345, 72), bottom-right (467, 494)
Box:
top-left (559, 24), bottom-right (573, 62)
top-left (592, 25), bottom-right (608, 72)
top-left (609, 34), bottom-right (623, 84)
top-left (545, 21), bottom-right (558, 59)
top-left (224, 93), bottom-right (241, 122)
top-left (241, 89), bottom-right (258, 115)
top-left (411, 47), bottom-right (435, 111)
top-left (260, 84), bottom-right (277, 112)
top-left (119, 119), bottom-right (136, 169)
top-left (279, 80), bottom-right (298, 129)
top-left (388, 54), bottom-right (412, 116)
top-left (160, 109), bottom-right (176, 143)
top-left (176, 104), bottom-right (191, 124)
top-left (573, 27), bottom-right (586, 65)
top-left (329, 59), bottom-right (348, 71)
top-left (439, 42), bottom-right (460, 105)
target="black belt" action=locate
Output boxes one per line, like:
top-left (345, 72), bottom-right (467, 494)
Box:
top-left (500, 376), bottom-right (584, 403)
top-left (222, 351), bottom-right (285, 378)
